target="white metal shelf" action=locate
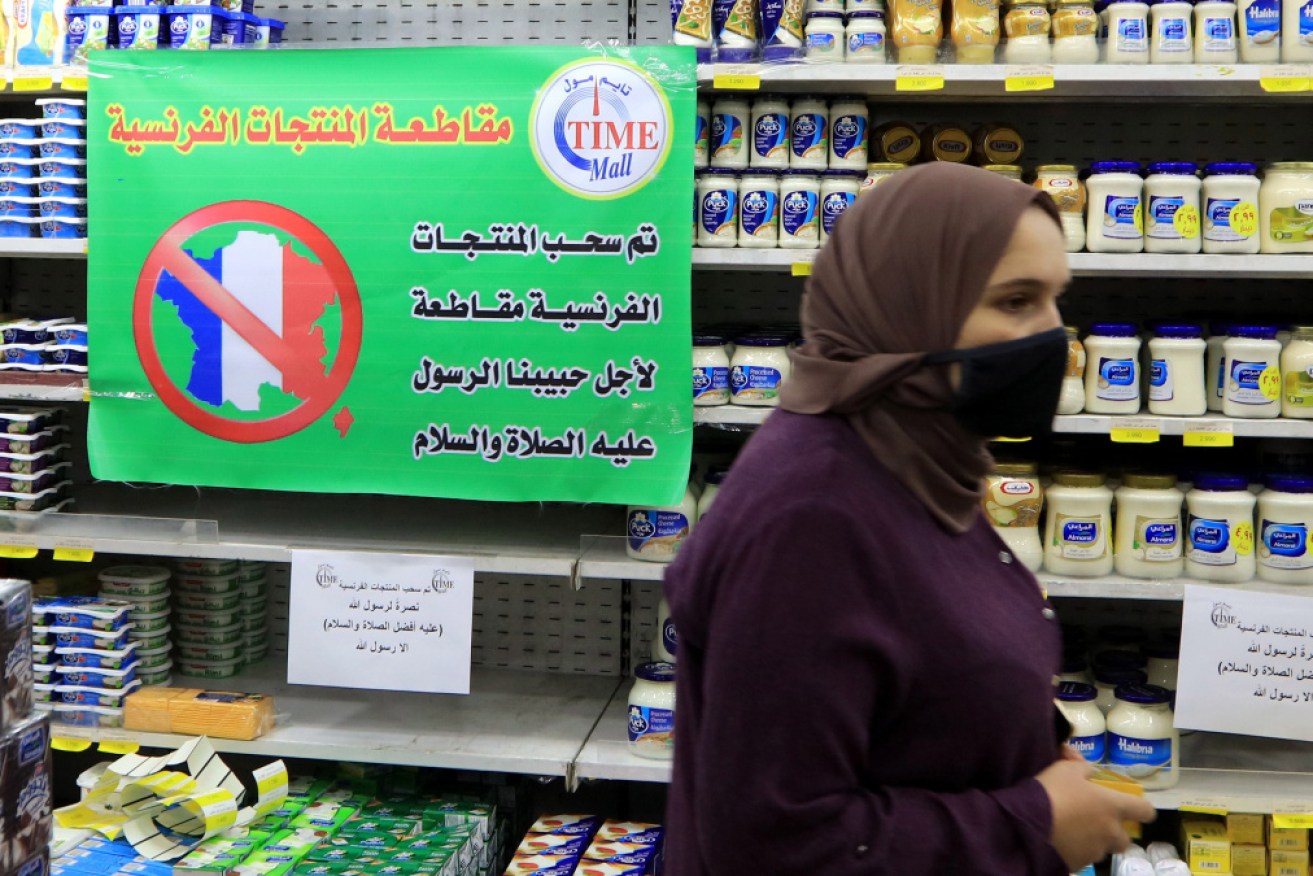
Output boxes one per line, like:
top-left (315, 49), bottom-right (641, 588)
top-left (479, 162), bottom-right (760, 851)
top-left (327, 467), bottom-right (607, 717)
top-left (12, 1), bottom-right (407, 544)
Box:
top-left (694, 249), bottom-right (1313, 278)
top-left (697, 62), bottom-right (1311, 100)
top-left (0, 68), bottom-right (86, 98)
top-left (693, 406), bottom-right (772, 427)
top-left (0, 374), bottom-right (86, 402)
top-left (0, 239), bottom-right (86, 260)
top-left (47, 660), bottom-right (620, 779)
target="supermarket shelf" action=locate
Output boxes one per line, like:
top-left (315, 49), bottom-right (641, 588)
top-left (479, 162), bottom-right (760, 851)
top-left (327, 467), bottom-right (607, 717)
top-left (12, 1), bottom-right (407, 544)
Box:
top-left (576, 537), bottom-right (665, 583)
top-left (1, 67), bottom-right (89, 97)
top-left (0, 373), bottom-right (86, 402)
top-left (0, 239), bottom-right (87, 260)
top-left (574, 681), bottom-right (673, 785)
top-left (1054, 413), bottom-right (1313, 439)
top-left (2, 481), bottom-right (625, 575)
top-left (697, 62), bottom-right (1313, 100)
top-left (46, 661), bottom-right (621, 779)
top-left (693, 249), bottom-right (1313, 278)
top-left (692, 406), bottom-right (771, 428)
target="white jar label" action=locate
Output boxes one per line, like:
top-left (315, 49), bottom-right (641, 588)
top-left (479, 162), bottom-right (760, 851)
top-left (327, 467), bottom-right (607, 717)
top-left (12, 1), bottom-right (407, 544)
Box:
top-left (1135, 516), bottom-right (1183, 562)
top-left (1205, 197), bottom-right (1248, 242)
top-left (848, 31), bottom-right (885, 55)
top-left (781, 189), bottom-right (820, 239)
top-left (731, 365), bottom-right (783, 400)
top-left (1102, 195), bottom-right (1142, 239)
top-left (806, 31), bottom-right (840, 55)
top-left (1157, 15), bottom-right (1190, 47)
top-left (627, 509), bottom-right (690, 557)
top-left (1148, 195), bottom-right (1185, 239)
top-left (752, 112), bottom-right (789, 161)
top-left (1260, 518), bottom-right (1312, 570)
top-left (1107, 732), bottom-right (1173, 779)
top-left (1149, 359), bottom-right (1174, 401)
top-left (1057, 513), bottom-right (1106, 560)
top-left (1243, 0), bottom-right (1279, 42)
top-left (1228, 359), bottom-right (1279, 405)
top-left (692, 365), bottom-right (729, 401)
top-left (1097, 356), bottom-right (1138, 401)
top-left (1188, 514), bottom-right (1236, 565)
top-left (831, 114), bottom-right (868, 161)
top-left (740, 189), bottom-right (780, 238)
top-left (711, 112), bottom-right (745, 159)
top-left (1115, 16), bottom-right (1149, 51)
top-left (700, 189), bottom-right (738, 237)
top-left (821, 190), bottom-right (856, 238)
top-left (1200, 15), bottom-right (1236, 50)
top-left (791, 113), bottom-right (827, 160)
top-left (1070, 732), bottom-right (1107, 763)
top-left (628, 704), bottom-right (674, 748)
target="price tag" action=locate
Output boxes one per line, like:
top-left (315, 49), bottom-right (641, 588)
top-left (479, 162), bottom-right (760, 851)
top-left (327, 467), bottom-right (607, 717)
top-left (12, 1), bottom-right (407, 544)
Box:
top-left (1260, 65), bottom-right (1312, 92)
top-left (1180, 803), bottom-right (1231, 816)
top-left (53, 544), bottom-right (95, 563)
top-left (81, 383), bottom-right (91, 402)
top-left (1234, 520), bottom-right (1255, 555)
top-left (791, 249), bottom-right (818, 276)
top-left (1174, 203), bottom-right (1201, 239)
top-left (1004, 65), bottom-right (1055, 92)
top-left (1183, 420), bottom-right (1234, 448)
top-left (1272, 813), bottom-right (1313, 829)
top-left (1133, 202), bottom-right (1144, 234)
top-left (51, 737), bottom-right (93, 752)
top-left (61, 75), bottom-right (88, 93)
top-left (992, 436), bottom-right (1033, 443)
top-left (1261, 364), bottom-right (1282, 401)
top-left (13, 76), bottom-right (54, 93)
top-left (711, 64), bottom-right (762, 91)
top-left (0, 545), bottom-right (38, 559)
top-left (895, 66), bottom-right (945, 92)
top-left (98, 740), bottom-right (140, 755)
top-left (1110, 418), bottom-right (1160, 443)
top-left (1231, 201), bottom-right (1259, 238)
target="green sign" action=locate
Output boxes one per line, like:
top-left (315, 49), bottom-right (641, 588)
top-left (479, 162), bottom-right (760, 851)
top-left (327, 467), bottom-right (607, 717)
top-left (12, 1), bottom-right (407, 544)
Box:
top-left (87, 47), bottom-right (694, 505)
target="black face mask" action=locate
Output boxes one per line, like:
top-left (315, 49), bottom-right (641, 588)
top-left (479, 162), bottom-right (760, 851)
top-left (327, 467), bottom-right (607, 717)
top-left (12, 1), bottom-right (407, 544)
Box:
top-left (924, 326), bottom-right (1069, 439)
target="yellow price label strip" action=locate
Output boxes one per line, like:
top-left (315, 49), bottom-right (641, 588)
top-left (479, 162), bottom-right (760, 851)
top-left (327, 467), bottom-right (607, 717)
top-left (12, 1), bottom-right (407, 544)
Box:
top-left (895, 66), bottom-right (945, 92)
top-left (82, 384), bottom-right (91, 402)
top-left (53, 546), bottom-right (95, 563)
top-left (1230, 201), bottom-right (1259, 237)
top-left (1004, 66), bottom-right (1055, 92)
top-left (1110, 426), bottom-right (1160, 443)
top-left (13, 76), bottom-right (55, 93)
top-left (711, 65), bottom-right (761, 91)
top-left (1173, 204), bottom-right (1201, 239)
top-left (1260, 65), bottom-right (1312, 92)
top-left (1180, 803), bottom-right (1230, 816)
top-left (1272, 814), bottom-right (1313, 829)
top-left (51, 737), bottom-right (93, 752)
top-left (1184, 430), bottom-right (1235, 448)
top-left (791, 261), bottom-right (813, 277)
top-left (1234, 520), bottom-right (1255, 556)
top-left (61, 75), bottom-right (89, 93)
top-left (99, 740), bottom-right (140, 755)
top-left (992, 436), bottom-right (1033, 443)
top-left (0, 545), bottom-right (38, 559)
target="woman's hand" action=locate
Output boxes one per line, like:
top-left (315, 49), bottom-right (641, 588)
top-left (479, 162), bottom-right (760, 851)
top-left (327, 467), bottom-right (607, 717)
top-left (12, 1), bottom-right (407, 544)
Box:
top-left (1036, 752), bottom-right (1158, 871)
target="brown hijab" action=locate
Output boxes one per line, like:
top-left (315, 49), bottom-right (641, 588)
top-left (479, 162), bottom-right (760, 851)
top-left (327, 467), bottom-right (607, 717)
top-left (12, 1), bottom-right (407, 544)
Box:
top-left (778, 162), bottom-right (1061, 534)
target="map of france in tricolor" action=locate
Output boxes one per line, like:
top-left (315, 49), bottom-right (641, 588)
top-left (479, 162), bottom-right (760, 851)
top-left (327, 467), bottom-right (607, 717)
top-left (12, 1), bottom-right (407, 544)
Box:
top-left (155, 229), bottom-right (338, 414)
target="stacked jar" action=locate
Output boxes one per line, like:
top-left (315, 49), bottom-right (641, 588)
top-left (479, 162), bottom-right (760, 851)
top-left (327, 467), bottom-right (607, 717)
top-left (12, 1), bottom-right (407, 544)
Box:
top-left (97, 565), bottom-right (174, 687)
top-left (237, 561), bottom-right (271, 665)
top-left (805, 8), bottom-right (887, 61)
top-left (172, 559), bottom-right (248, 678)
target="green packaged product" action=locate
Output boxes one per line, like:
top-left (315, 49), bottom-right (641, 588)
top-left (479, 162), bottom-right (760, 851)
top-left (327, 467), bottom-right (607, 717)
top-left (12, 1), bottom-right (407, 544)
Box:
top-left (292, 864), bottom-right (370, 876)
top-left (290, 803), bottom-right (358, 833)
top-left (285, 777), bottom-right (333, 801)
top-left (338, 818), bottom-right (420, 840)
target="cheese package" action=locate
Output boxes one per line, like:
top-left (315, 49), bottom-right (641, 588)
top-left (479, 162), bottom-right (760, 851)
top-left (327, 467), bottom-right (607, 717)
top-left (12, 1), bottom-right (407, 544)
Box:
top-left (123, 688), bottom-right (275, 740)
top-left (1232, 844), bottom-right (1268, 876)
top-left (1182, 816), bottom-right (1231, 875)
top-left (1230, 814), bottom-right (1267, 845)
top-left (1, 578), bottom-right (33, 731)
top-left (1269, 819), bottom-right (1311, 851)
top-left (1271, 848), bottom-right (1310, 876)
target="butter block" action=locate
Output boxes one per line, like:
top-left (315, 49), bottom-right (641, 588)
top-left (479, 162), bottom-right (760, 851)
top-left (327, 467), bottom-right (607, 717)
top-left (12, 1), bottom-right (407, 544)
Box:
top-left (1232, 844), bottom-right (1267, 876)
top-left (1271, 848), bottom-right (1310, 876)
top-left (1270, 819), bottom-right (1311, 852)
top-left (1183, 816), bottom-right (1231, 875)
top-left (1230, 814), bottom-right (1267, 846)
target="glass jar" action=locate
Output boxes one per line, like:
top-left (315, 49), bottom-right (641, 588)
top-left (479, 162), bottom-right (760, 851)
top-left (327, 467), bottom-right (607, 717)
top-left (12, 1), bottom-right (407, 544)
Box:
top-left (1083, 323), bottom-right (1142, 415)
top-left (779, 170), bottom-right (822, 249)
top-left (846, 10), bottom-right (888, 61)
top-left (694, 99), bottom-right (710, 169)
top-left (1238, 0), bottom-right (1280, 63)
top-left (1223, 325), bottom-right (1282, 419)
top-left (806, 11), bottom-right (847, 60)
top-left (693, 333), bottom-right (731, 406)
top-left (731, 335), bottom-right (792, 406)
top-left (1185, 474), bottom-right (1257, 583)
top-left (982, 164), bottom-right (1023, 181)
top-left (1260, 162), bottom-right (1313, 254)
top-left (1150, 0), bottom-right (1195, 62)
top-left (1105, 0), bottom-right (1151, 61)
top-left (626, 484), bottom-right (698, 563)
top-left (1106, 684), bottom-right (1179, 790)
top-left (1143, 162), bottom-right (1201, 254)
top-left (982, 461), bottom-right (1044, 572)
top-left (1057, 682), bottom-right (1107, 763)
top-left (1058, 326), bottom-right (1086, 415)
top-left (628, 662), bottom-right (676, 759)
top-left (1085, 162), bottom-right (1144, 254)
top-left (1115, 473), bottom-right (1184, 579)
top-left (1206, 322), bottom-right (1235, 412)
top-left (1044, 471), bottom-right (1115, 577)
top-left (1202, 162), bottom-right (1260, 254)
top-left (749, 95), bottom-right (791, 169)
top-left (1052, 0), bottom-right (1101, 61)
top-left (1093, 667), bottom-right (1148, 715)
top-left (738, 171), bottom-right (781, 248)
top-left (820, 170), bottom-right (862, 244)
top-left (828, 97), bottom-right (869, 169)
top-left (710, 97), bottom-right (750, 169)
top-left (653, 597), bottom-right (677, 662)
top-left (789, 96), bottom-right (829, 170)
top-left (1281, 325), bottom-right (1313, 418)
top-left (1257, 475), bottom-right (1313, 585)
top-left (1147, 324), bottom-right (1207, 417)
top-left (1003, 0), bottom-right (1053, 62)
top-left (1194, 0), bottom-right (1239, 61)
top-left (858, 161), bottom-right (907, 197)
top-left (696, 169), bottom-right (740, 248)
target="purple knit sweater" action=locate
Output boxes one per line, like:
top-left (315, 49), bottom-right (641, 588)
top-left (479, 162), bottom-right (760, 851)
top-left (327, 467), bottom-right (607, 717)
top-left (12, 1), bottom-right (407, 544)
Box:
top-left (662, 411), bottom-right (1068, 875)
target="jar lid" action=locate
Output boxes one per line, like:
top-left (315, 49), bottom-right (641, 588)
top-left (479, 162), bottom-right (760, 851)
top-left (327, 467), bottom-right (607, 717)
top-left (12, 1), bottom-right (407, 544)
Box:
top-left (734, 334), bottom-right (791, 347)
top-left (1194, 473), bottom-right (1249, 491)
top-left (702, 167), bottom-right (739, 176)
top-left (1205, 161), bottom-right (1258, 176)
top-left (1093, 649), bottom-right (1148, 671)
top-left (705, 466), bottom-right (729, 486)
top-left (781, 168), bottom-right (821, 177)
top-left (1053, 471), bottom-right (1107, 488)
top-left (1057, 681), bottom-right (1097, 703)
top-left (1095, 668), bottom-right (1148, 685)
top-left (1268, 161), bottom-right (1313, 171)
top-left (1122, 472), bottom-right (1177, 490)
top-left (1037, 164), bottom-right (1080, 173)
top-left (823, 169), bottom-right (865, 178)
top-left (983, 164), bottom-right (1023, 173)
top-left (1114, 683), bottom-right (1171, 705)
top-left (1147, 161), bottom-right (1198, 175)
top-left (993, 461), bottom-right (1038, 476)
top-left (739, 168), bottom-right (779, 177)
top-left (1089, 322), bottom-right (1138, 337)
top-left (1089, 161), bottom-right (1141, 175)
top-left (1232, 324), bottom-right (1279, 339)
top-left (692, 333), bottom-right (726, 346)
top-left (807, 10), bottom-right (845, 17)
top-left (848, 9), bottom-right (885, 16)
top-left (866, 162), bottom-right (908, 171)
top-left (1154, 323), bottom-right (1203, 339)
top-left (1267, 474), bottom-right (1313, 494)
top-left (1143, 640), bottom-right (1179, 659)
top-left (634, 661), bottom-right (676, 682)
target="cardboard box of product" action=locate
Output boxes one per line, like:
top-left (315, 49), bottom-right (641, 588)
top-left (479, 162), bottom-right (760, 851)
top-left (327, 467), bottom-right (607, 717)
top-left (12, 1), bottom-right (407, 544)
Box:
top-left (1270, 848), bottom-right (1309, 876)
top-left (1232, 843), bottom-right (1268, 876)
top-left (1231, 815), bottom-right (1268, 846)
top-left (1269, 819), bottom-right (1311, 852)
top-left (1089, 767), bottom-right (1146, 840)
top-left (1182, 816), bottom-right (1232, 875)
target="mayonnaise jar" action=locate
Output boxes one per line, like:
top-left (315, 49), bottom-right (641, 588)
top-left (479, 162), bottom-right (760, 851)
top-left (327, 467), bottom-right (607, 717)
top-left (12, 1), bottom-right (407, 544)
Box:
top-left (1083, 323), bottom-right (1142, 415)
top-left (1223, 325), bottom-right (1282, 419)
top-left (1150, 0), bottom-right (1195, 61)
top-left (1239, 0), bottom-right (1281, 61)
top-left (1202, 162), bottom-right (1260, 254)
top-left (738, 171), bottom-right (781, 248)
top-left (1194, 0), bottom-right (1239, 61)
top-left (696, 170), bottom-right (740, 248)
top-left (1057, 682), bottom-right (1107, 763)
top-left (628, 662), bottom-right (676, 759)
top-left (731, 335), bottom-right (792, 406)
top-left (1085, 162), bottom-right (1144, 254)
top-left (1144, 162), bottom-right (1201, 254)
top-left (780, 170), bottom-right (822, 249)
top-left (1260, 162), bottom-right (1313, 253)
top-left (1258, 475), bottom-right (1313, 584)
top-left (749, 96), bottom-right (790, 169)
top-left (1206, 322), bottom-right (1234, 412)
top-left (1105, 0), bottom-right (1151, 60)
top-left (693, 334), bottom-right (731, 406)
top-left (789, 97), bottom-right (829, 170)
top-left (1148, 324), bottom-right (1206, 417)
top-left (1044, 471), bottom-right (1115, 577)
top-left (1186, 474), bottom-right (1257, 583)
top-left (983, 461), bottom-right (1044, 572)
top-left (1281, 325), bottom-right (1313, 418)
top-left (1059, 326), bottom-right (1087, 415)
top-left (1034, 165), bottom-right (1086, 253)
top-left (1003, 0), bottom-right (1053, 62)
top-left (1052, 0), bottom-right (1101, 61)
top-left (1283, 0), bottom-right (1313, 60)
top-left (820, 170), bottom-right (861, 244)
top-left (1115, 474), bottom-right (1185, 579)
top-left (1106, 684), bottom-right (1179, 790)
top-left (627, 485), bottom-right (698, 563)
top-left (1094, 667), bottom-right (1148, 716)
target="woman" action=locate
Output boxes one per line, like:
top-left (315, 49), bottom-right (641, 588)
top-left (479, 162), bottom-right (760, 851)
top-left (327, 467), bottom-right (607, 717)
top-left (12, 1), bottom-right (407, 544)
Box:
top-left (662, 163), bottom-right (1155, 874)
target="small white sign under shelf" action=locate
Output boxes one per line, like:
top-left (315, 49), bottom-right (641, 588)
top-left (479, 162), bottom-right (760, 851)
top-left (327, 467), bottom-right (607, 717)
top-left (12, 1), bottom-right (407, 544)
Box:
top-left (1176, 584), bottom-right (1313, 743)
top-left (288, 549), bottom-right (475, 694)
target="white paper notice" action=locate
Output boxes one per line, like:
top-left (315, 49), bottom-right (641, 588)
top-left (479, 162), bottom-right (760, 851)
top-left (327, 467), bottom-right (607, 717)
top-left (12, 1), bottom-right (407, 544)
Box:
top-left (1176, 584), bottom-right (1313, 742)
top-left (288, 550), bottom-right (475, 694)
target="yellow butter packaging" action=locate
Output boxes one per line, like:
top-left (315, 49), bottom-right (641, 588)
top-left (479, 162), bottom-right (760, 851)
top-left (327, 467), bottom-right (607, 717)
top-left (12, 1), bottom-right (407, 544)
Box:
top-left (1231, 844), bottom-right (1267, 876)
top-left (1183, 817), bottom-right (1232, 875)
top-left (1089, 767), bottom-right (1145, 840)
top-left (1270, 848), bottom-right (1309, 876)
top-left (1268, 819), bottom-right (1310, 852)
top-left (1230, 814), bottom-right (1267, 846)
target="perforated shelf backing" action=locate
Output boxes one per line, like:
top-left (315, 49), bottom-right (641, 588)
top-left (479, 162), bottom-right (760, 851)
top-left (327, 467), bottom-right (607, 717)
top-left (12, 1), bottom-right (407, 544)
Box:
top-left (267, 1), bottom-right (630, 45)
top-left (266, 568), bottom-right (623, 676)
